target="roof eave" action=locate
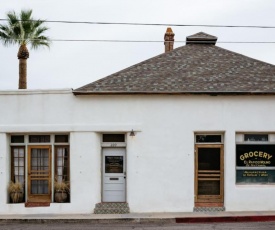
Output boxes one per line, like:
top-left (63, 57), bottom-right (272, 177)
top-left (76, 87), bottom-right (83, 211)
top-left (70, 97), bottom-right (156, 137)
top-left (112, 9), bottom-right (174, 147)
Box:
top-left (73, 91), bottom-right (275, 96)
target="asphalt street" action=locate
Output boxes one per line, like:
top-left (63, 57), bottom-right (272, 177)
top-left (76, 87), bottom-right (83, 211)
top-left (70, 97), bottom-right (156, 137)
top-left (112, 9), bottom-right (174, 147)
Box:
top-left (0, 221), bottom-right (275, 230)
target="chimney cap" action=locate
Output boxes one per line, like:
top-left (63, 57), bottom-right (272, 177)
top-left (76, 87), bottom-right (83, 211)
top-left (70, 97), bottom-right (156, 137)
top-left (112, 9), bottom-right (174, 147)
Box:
top-left (166, 27), bottom-right (174, 33)
top-left (164, 27), bottom-right (175, 40)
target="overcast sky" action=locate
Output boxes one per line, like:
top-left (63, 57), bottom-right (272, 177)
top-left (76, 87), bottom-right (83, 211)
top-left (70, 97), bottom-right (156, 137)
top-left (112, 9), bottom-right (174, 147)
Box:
top-left (1, 0), bottom-right (275, 90)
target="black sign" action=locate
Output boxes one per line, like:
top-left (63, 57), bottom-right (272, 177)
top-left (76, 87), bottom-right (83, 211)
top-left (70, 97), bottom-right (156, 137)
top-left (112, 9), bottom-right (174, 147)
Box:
top-left (105, 156), bottom-right (123, 173)
top-left (236, 170), bottom-right (275, 183)
top-left (236, 144), bottom-right (275, 167)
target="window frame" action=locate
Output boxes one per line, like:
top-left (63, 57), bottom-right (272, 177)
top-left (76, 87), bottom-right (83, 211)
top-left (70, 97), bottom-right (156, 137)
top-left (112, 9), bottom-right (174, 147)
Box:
top-left (236, 133), bottom-right (275, 185)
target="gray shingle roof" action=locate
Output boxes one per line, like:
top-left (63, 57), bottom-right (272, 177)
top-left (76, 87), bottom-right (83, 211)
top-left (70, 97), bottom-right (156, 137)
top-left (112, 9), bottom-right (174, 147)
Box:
top-left (74, 32), bottom-right (275, 95)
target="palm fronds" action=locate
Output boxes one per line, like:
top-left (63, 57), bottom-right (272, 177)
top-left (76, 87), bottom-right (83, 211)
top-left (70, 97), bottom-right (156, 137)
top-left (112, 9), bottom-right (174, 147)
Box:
top-left (0, 9), bottom-right (50, 49)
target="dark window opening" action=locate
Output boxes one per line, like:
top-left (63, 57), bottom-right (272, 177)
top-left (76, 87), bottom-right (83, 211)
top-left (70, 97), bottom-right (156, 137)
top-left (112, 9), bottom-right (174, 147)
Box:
top-left (198, 148), bottom-right (220, 170)
top-left (198, 180), bottom-right (220, 195)
top-left (29, 135), bottom-right (50, 143)
top-left (103, 134), bottom-right (125, 142)
top-left (196, 135), bottom-right (222, 143)
top-left (55, 135), bottom-right (69, 143)
top-left (11, 135), bottom-right (24, 143)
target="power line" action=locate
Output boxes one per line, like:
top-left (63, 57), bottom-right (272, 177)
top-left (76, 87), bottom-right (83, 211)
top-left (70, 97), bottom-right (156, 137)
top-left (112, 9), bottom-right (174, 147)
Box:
top-left (2, 38), bottom-right (275, 43)
top-left (39, 40), bottom-right (275, 44)
top-left (0, 19), bottom-right (275, 29)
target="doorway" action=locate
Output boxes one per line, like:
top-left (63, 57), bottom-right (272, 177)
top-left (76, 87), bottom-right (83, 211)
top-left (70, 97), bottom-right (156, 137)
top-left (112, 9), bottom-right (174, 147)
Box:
top-left (102, 148), bottom-right (126, 202)
top-left (195, 144), bottom-right (224, 207)
top-left (27, 146), bottom-right (52, 202)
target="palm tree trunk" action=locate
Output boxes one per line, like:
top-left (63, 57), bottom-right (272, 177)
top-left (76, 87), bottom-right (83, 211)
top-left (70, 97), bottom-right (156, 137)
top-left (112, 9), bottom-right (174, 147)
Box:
top-left (17, 44), bottom-right (29, 89)
top-left (18, 58), bottom-right (27, 89)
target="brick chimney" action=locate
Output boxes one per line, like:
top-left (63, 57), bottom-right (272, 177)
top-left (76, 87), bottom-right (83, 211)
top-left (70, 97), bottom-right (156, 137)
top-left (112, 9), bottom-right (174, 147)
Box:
top-left (164, 27), bottom-right (175, 53)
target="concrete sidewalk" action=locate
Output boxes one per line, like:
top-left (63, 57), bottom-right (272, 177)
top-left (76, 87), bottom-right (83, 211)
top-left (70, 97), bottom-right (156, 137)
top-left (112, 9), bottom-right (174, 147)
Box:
top-left (0, 211), bottom-right (275, 223)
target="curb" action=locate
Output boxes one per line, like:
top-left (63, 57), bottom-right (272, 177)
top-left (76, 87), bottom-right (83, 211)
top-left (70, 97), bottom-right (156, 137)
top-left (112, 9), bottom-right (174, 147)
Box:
top-left (0, 218), bottom-right (176, 224)
top-left (1, 214), bottom-right (275, 224)
top-left (176, 215), bottom-right (275, 223)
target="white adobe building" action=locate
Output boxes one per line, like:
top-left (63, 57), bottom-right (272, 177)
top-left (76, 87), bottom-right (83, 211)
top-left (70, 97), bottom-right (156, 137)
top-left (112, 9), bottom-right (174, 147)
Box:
top-left (1, 29), bottom-right (275, 214)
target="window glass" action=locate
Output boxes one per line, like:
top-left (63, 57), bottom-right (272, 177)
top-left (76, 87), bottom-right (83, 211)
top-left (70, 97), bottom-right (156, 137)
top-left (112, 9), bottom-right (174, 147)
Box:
top-left (31, 180), bottom-right (48, 194)
top-left (11, 147), bottom-right (25, 203)
top-left (196, 135), bottom-right (222, 143)
top-left (236, 143), bottom-right (275, 184)
top-left (198, 148), bottom-right (220, 170)
top-left (11, 147), bottom-right (25, 184)
top-left (244, 134), bottom-right (268, 142)
top-left (105, 156), bottom-right (123, 173)
top-left (103, 134), bottom-right (125, 142)
top-left (55, 135), bottom-right (69, 143)
top-left (54, 146), bottom-right (70, 203)
top-left (236, 170), bottom-right (275, 183)
top-left (198, 180), bottom-right (220, 195)
top-left (29, 135), bottom-right (50, 143)
top-left (55, 146), bottom-right (70, 182)
top-left (11, 135), bottom-right (24, 143)
top-left (236, 145), bottom-right (275, 167)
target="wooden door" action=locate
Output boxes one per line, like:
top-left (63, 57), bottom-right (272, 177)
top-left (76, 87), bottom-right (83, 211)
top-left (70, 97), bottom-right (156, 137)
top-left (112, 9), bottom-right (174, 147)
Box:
top-left (28, 146), bottom-right (52, 202)
top-left (195, 144), bottom-right (224, 207)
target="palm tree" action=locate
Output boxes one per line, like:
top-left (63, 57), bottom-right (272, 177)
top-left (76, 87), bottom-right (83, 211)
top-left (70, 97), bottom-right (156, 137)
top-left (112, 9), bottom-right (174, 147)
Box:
top-left (0, 10), bottom-right (50, 89)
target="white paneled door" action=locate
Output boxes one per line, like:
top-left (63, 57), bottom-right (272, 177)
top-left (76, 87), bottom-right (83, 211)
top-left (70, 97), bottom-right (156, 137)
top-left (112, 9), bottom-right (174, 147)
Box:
top-left (102, 148), bottom-right (126, 202)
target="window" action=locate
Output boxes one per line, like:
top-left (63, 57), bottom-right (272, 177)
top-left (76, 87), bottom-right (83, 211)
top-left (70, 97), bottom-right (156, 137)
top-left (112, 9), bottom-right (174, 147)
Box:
top-left (11, 135), bottom-right (24, 143)
top-left (11, 147), bottom-right (25, 184)
top-left (29, 135), bottom-right (50, 143)
top-left (55, 146), bottom-right (70, 182)
top-left (244, 134), bottom-right (268, 142)
top-left (195, 134), bottom-right (222, 143)
top-left (103, 134), bottom-right (125, 142)
top-left (236, 133), bottom-right (275, 184)
top-left (105, 156), bottom-right (123, 173)
top-left (10, 134), bottom-right (70, 203)
top-left (55, 135), bottom-right (69, 143)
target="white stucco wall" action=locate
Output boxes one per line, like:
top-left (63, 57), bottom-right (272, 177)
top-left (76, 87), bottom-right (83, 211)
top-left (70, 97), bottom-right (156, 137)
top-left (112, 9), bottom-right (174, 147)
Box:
top-left (0, 89), bottom-right (275, 213)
